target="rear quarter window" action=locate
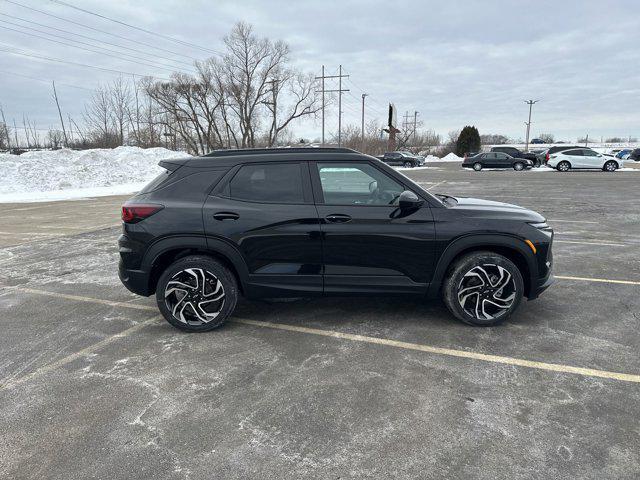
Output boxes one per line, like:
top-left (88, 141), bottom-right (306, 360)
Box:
top-left (139, 169), bottom-right (172, 194)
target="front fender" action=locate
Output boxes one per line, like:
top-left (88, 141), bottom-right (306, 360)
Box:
top-left (426, 234), bottom-right (538, 299)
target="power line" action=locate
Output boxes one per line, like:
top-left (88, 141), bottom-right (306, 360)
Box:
top-left (0, 43), bottom-right (170, 79)
top-left (0, 23), bottom-right (197, 73)
top-left (0, 13), bottom-right (195, 69)
top-left (48, 0), bottom-right (222, 55)
top-left (4, 0), bottom-right (202, 62)
top-left (0, 69), bottom-right (92, 90)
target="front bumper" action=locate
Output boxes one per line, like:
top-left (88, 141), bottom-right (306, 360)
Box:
top-left (529, 272), bottom-right (554, 300)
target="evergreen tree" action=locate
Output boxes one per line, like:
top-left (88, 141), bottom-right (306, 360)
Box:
top-left (456, 126), bottom-right (480, 156)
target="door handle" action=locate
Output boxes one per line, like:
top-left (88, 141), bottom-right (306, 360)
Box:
top-left (213, 212), bottom-right (240, 221)
top-left (325, 214), bottom-right (351, 223)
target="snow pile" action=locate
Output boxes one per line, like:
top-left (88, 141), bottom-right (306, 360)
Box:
top-left (0, 146), bottom-right (190, 203)
top-left (440, 153), bottom-right (463, 162)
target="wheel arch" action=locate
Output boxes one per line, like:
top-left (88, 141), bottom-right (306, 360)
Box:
top-left (427, 234), bottom-right (537, 299)
top-left (142, 236), bottom-right (249, 296)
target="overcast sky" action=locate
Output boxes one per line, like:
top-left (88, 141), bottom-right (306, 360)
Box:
top-left (1, 0), bottom-right (638, 143)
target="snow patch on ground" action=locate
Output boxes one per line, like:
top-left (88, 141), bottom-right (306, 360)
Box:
top-left (0, 146), bottom-right (190, 203)
top-left (432, 153), bottom-right (463, 162)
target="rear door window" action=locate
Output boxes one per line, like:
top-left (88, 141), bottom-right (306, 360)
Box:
top-left (227, 163), bottom-right (305, 203)
top-left (564, 149), bottom-right (583, 156)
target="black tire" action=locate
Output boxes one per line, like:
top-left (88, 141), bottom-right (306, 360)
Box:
top-left (603, 160), bottom-right (618, 172)
top-left (533, 159), bottom-right (541, 168)
top-left (473, 162), bottom-right (482, 171)
top-left (442, 251), bottom-right (524, 326)
top-left (403, 160), bottom-right (414, 168)
top-left (513, 162), bottom-right (524, 171)
top-left (557, 161), bottom-right (571, 172)
top-left (155, 255), bottom-right (238, 332)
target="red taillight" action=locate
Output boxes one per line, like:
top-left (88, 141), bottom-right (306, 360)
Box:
top-left (545, 153), bottom-right (550, 161)
top-left (121, 203), bottom-right (164, 223)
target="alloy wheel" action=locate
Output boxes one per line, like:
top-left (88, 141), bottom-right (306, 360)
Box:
top-left (557, 161), bottom-right (570, 172)
top-left (604, 161), bottom-right (617, 172)
top-left (457, 264), bottom-right (516, 321)
top-left (473, 163), bottom-right (482, 171)
top-left (164, 268), bottom-right (225, 325)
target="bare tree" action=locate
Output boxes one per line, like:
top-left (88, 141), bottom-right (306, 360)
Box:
top-left (84, 86), bottom-right (115, 147)
top-left (110, 76), bottom-right (133, 145)
top-left (0, 104), bottom-right (10, 150)
top-left (538, 133), bottom-right (554, 143)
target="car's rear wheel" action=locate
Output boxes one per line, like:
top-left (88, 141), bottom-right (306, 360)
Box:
top-left (442, 251), bottom-right (524, 326)
top-left (603, 160), bottom-right (618, 172)
top-left (403, 160), bottom-right (414, 168)
top-left (156, 255), bottom-right (238, 332)
top-left (473, 162), bottom-right (482, 171)
top-left (557, 161), bottom-right (571, 172)
top-left (513, 162), bottom-right (524, 171)
top-left (533, 159), bottom-right (541, 168)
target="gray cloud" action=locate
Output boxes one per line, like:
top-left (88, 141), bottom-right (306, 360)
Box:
top-left (0, 0), bottom-right (638, 142)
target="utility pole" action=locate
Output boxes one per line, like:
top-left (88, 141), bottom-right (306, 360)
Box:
top-left (585, 134), bottom-right (589, 147)
top-left (413, 111), bottom-right (419, 144)
top-left (51, 81), bottom-right (68, 147)
top-left (524, 99), bottom-right (538, 152)
top-left (361, 93), bottom-right (368, 151)
top-left (315, 65), bottom-right (349, 146)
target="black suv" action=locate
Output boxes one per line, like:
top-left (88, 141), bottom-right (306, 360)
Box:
top-left (490, 146), bottom-right (539, 167)
top-left (119, 148), bottom-right (553, 331)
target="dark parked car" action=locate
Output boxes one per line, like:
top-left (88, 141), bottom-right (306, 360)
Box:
top-left (628, 148), bottom-right (640, 161)
top-left (491, 146), bottom-right (540, 167)
top-left (378, 151), bottom-right (424, 168)
top-left (530, 138), bottom-right (545, 144)
top-left (119, 147), bottom-right (553, 331)
top-left (462, 152), bottom-right (534, 171)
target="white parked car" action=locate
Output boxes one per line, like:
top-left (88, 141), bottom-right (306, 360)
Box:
top-left (547, 148), bottom-right (622, 172)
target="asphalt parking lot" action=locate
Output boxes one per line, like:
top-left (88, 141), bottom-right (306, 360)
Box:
top-left (1, 163), bottom-right (639, 479)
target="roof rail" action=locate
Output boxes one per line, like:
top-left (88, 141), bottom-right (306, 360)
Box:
top-left (201, 147), bottom-right (358, 157)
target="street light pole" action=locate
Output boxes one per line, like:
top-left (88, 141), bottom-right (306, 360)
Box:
top-left (524, 99), bottom-right (538, 152)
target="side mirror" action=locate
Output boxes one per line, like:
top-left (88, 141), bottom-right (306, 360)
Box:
top-left (399, 190), bottom-right (423, 210)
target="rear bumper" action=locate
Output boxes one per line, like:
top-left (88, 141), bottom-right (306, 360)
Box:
top-left (118, 232), bottom-right (151, 296)
top-left (118, 262), bottom-right (152, 296)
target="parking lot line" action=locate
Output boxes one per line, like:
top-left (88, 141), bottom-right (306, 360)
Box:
top-left (425, 180), bottom-right (446, 191)
top-left (5, 286), bottom-right (157, 311)
top-left (0, 316), bottom-right (161, 391)
top-left (555, 275), bottom-right (640, 286)
top-left (3, 285), bottom-right (640, 386)
top-left (234, 318), bottom-right (640, 384)
top-left (548, 219), bottom-right (600, 224)
top-left (554, 240), bottom-right (628, 247)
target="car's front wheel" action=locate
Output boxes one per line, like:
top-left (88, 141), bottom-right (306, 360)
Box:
top-left (603, 160), bottom-right (618, 172)
top-left (156, 255), bottom-right (238, 332)
top-left (403, 160), bottom-right (414, 168)
top-left (473, 162), bottom-right (482, 171)
top-left (442, 251), bottom-right (524, 326)
top-left (557, 161), bottom-right (571, 172)
top-left (513, 162), bottom-right (524, 171)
